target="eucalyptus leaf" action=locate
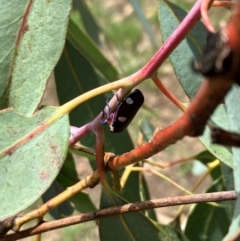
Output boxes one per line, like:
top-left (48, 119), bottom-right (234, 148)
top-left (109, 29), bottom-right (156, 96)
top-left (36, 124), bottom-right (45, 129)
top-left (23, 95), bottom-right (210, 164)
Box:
top-left (99, 190), bottom-right (161, 241)
top-left (3, 0), bottom-right (71, 116)
top-left (100, 190), bottom-right (189, 241)
top-left (194, 150), bottom-right (221, 180)
top-left (223, 86), bottom-right (240, 241)
top-left (0, 0), bottom-right (29, 109)
top-left (129, 0), bottom-right (158, 48)
top-left (140, 120), bottom-right (155, 142)
top-left (200, 105), bottom-right (232, 168)
top-left (158, 0), bottom-right (207, 99)
top-left (0, 107), bottom-right (69, 219)
top-left (185, 178), bottom-right (231, 241)
top-left (72, 0), bottom-right (101, 45)
top-left (42, 181), bottom-right (74, 219)
top-left (67, 15), bottom-right (118, 81)
top-left (57, 152), bottom-right (96, 213)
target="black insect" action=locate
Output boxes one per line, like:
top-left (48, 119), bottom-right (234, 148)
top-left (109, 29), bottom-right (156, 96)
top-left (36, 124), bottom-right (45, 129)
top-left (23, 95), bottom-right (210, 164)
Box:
top-left (102, 89), bottom-right (144, 133)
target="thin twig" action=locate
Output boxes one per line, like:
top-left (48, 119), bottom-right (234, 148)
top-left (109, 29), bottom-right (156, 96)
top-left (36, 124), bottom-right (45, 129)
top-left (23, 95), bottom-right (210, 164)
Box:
top-left (1, 191), bottom-right (236, 241)
top-left (129, 166), bottom-right (193, 195)
top-left (12, 171), bottom-right (100, 231)
top-left (213, 1), bottom-right (233, 7)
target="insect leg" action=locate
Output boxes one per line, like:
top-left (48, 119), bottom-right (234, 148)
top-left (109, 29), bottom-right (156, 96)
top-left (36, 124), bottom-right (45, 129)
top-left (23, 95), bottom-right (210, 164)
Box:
top-left (101, 91), bottom-right (121, 125)
top-left (101, 100), bottom-right (111, 125)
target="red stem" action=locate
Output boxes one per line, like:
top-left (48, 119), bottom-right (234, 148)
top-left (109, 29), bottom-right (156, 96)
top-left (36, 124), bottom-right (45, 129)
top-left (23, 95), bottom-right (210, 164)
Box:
top-left (107, 76), bottom-right (234, 171)
top-left (152, 76), bottom-right (186, 112)
top-left (138, 0), bottom-right (202, 79)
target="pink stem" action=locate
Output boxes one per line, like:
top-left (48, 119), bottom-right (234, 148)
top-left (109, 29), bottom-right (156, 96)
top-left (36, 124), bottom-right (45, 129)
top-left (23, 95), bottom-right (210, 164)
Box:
top-left (138, 0), bottom-right (202, 79)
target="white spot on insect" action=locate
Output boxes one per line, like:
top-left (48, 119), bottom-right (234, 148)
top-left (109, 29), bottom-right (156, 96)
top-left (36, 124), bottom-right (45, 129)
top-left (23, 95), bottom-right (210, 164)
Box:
top-left (126, 97), bottom-right (134, 105)
top-left (118, 116), bottom-right (127, 122)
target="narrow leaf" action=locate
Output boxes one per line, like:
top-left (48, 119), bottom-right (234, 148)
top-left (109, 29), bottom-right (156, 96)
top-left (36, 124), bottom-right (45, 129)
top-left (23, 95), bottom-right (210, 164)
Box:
top-left (67, 15), bottom-right (118, 81)
top-left (155, 222), bottom-right (190, 241)
top-left (42, 181), bottom-right (74, 219)
top-left (57, 152), bottom-right (96, 212)
top-left (99, 190), bottom-right (161, 241)
top-left (140, 120), bottom-right (155, 142)
top-left (185, 178), bottom-right (232, 241)
top-left (129, 0), bottom-right (159, 48)
top-left (220, 162), bottom-right (235, 217)
top-left (223, 86), bottom-right (240, 241)
top-left (158, 0), bottom-right (207, 99)
top-left (200, 105), bottom-right (232, 168)
top-left (72, 0), bottom-right (102, 45)
top-left (100, 190), bottom-right (189, 241)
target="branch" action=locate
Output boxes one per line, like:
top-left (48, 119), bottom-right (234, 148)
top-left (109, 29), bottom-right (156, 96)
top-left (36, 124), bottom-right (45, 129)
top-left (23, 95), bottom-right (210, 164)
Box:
top-left (211, 128), bottom-right (240, 147)
top-left (11, 172), bottom-right (100, 232)
top-left (68, 0), bottom-right (202, 144)
top-left (1, 191), bottom-right (236, 241)
top-left (107, 76), bottom-right (234, 171)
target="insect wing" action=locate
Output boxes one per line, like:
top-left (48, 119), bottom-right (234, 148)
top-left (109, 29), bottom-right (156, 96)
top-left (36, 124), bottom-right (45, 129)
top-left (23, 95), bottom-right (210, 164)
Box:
top-left (111, 89), bottom-right (144, 133)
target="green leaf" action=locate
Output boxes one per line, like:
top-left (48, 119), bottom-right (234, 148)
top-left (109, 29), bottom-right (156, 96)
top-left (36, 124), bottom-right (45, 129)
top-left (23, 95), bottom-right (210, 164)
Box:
top-left (155, 222), bottom-right (190, 241)
top-left (220, 162), bottom-right (234, 191)
top-left (158, 0), bottom-right (207, 99)
top-left (72, 0), bottom-right (102, 45)
top-left (99, 190), bottom-right (188, 241)
top-left (43, 151), bottom-right (96, 218)
top-left (185, 178), bottom-right (232, 241)
top-left (67, 14), bottom-right (118, 81)
top-left (42, 181), bottom-right (74, 219)
top-left (200, 105), bottom-right (233, 168)
top-left (57, 152), bottom-right (96, 213)
top-left (3, 0), bottom-right (71, 116)
top-left (220, 162), bottom-right (235, 217)
top-left (0, 107), bottom-right (69, 219)
top-left (129, 0), bottom-right (158, 48)
top-left (0, 0), bottom-right (29, 109)
top-left (223, 86), bottom-right (240, 241)
top-left (194, 150), bottom-right (221, 180)
top-left (140, 120), bottom-right (155, 142)
top-left (99, 190), bottom-right (161, 241)
top-left (140, 177), bottom-right (157, 221)
top-left (120, 166), bottom-right (157, 221)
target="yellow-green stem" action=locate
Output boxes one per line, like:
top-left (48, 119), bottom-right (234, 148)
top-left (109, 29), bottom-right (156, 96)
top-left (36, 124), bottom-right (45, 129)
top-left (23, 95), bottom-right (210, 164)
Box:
top-left (130, 166), bottom-right (193, 195)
